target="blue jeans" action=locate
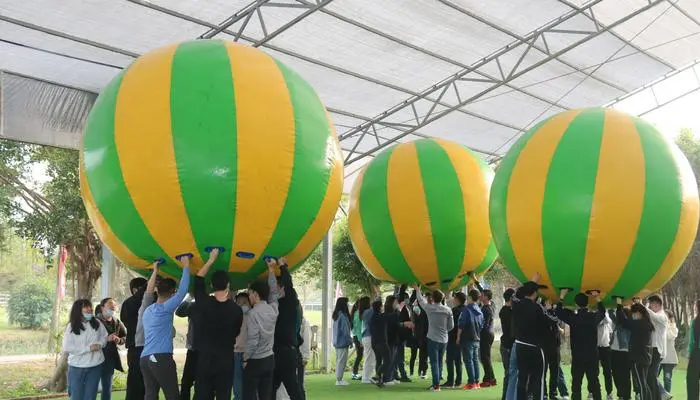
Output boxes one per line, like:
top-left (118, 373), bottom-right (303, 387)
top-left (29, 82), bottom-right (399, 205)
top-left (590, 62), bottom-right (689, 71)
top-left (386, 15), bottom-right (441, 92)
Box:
top-left (461, 341), bottom-right (481, 384)
top-left (558, 365), bottom-right (569, 396)
top-left (100, 365), bottom-right (114, 400)
top-left (233, 352), bottom-right (244, 399)
top-left (69, 364), bottom-right (102, 400)
top-left (660, 364), bottom-right (674, 393)
top-left (427, 339), bottom-right (446, 387)
top-left (506, 343), bottom-right (518, 400)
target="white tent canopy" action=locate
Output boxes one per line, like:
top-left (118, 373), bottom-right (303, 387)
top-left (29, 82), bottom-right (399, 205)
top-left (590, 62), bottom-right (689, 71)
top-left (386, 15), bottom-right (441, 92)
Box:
top-left (1, 0), bottom-right (700, 193)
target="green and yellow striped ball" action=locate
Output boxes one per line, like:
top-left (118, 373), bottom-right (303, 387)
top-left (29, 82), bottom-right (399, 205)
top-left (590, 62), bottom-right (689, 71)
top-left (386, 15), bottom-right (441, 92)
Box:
top-left (490, 108), bottom-right (699, 302)
top-left (80, 40), bottom-right (343, 287)
top-left (348, 138), bottom-right (497, 290)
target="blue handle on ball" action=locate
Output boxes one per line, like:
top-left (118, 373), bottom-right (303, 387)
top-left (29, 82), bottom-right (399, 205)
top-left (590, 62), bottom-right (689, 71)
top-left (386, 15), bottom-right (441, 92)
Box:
top-left (263, 255), bottom-right (278, 263)
top-left (154, 258), bottom-right (166, 266)
top-left (175, 253), bottom-right (194, 261)
top-left (236, 251), bottom-right (255, 259)
top-left (205, 246), bottom-right (226, 253)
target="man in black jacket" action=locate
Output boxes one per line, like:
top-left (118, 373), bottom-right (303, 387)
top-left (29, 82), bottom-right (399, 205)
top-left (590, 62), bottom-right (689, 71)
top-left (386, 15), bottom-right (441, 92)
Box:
top-left (272, 257), bottom-right (305, 400)
top-left (396, 292), bottom-right (413, 382)
top-left (443, 292), bottom-right (466, 388)
top-left (555, 289), bottom-right (606, 400)
top-left (120, 277), bottom-right (147, 400)
top-left (500, 288), bottom-right (515, 400)
top-left (480, 289), bottom-right (497, 387)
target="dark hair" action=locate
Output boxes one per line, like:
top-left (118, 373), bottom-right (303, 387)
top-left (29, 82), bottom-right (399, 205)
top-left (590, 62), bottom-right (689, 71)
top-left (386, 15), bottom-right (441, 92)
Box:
top-left (333, 297), bottom-right (350, 321)
top-left (94, 304), bottom-right (102, 317)
top-left (398, 292), bottom-right (409, 304)
top-left (384, 295), bottom-right (396, 314)
top-left (350, 300), bottom-right (359, 318)
top-left (630, 303), bottom-right (655, 332)
top-left (358, 296), bottom-right (371, 317)
top-left (503, 288), bottom-right (515, 302)
top-left (453, 292), bottom-right (467, 305)
top-left (648, 295), bottom-right (663, 307)
top-left (211, 270), bottom-right (230, 291)
top-left (235, 292), bottom-right (250, 301)
top-left (371, 299), bottom-right (382, 314)
top-left (468, 289), bottom-right (480, 302)
top-left (575, 293), bottom-right (588, 308)
top-left (70, 299), bottom-right (99, 334)
top-left (129, 277), bottom-right (148, 294)
top-left (157, 278), bottom-right (177, 298)
top-left (249, 280), bottom-right (270, 301)
top-left (482, 289), bottom-right (493, 300)
top-left (432, 290), bottom-right (445, 304)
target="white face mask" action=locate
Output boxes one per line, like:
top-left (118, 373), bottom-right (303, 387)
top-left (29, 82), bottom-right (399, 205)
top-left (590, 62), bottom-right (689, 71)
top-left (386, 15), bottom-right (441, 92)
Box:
top-left (413, 306), bottom-right (421, 314)
top-left (241, 305), bottom-right (250, 314)
top-left (103, 309), bottom-right (114, 318)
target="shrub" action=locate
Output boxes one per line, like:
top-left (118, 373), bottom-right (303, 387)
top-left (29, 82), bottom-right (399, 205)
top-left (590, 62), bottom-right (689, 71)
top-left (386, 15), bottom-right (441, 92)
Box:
top-left (7, 280), bottom-right (53, 329)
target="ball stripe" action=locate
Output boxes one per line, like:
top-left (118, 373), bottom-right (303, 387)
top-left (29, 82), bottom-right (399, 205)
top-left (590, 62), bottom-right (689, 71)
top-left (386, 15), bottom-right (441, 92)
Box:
top-left (83, 71), bottom-right (179, 271)
top-left (116, 43), bottom-right (206, 270)
top-left (581, 110), bottom-right (644, 294)
top-left (227, 43), bottom-right (295, 273)
top-left (641, 144), bottom-right (700, 296)
top-left (505, 111), bottom-right (578, 292)
top-left (171, 40), bottom-right (238, 271)
top-left (388, 142), bottom-right (439, 285)
top-left (415, 139), bottom-right (465, 285)
top-left (348, 168), bottom-right (395, 282)
top-left (607, 118), bottom-right (683, 297)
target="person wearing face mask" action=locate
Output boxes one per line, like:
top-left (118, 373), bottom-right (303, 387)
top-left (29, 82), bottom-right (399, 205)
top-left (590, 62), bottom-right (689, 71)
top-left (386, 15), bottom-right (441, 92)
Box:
top-left (96, 298), bottom-right (126, 400)
top-left (233, 292), bottom-right (251, 400)
top-left (333, 297), bottom-right (352, 386)
top-left (175, 294), bottom-right (197, 400)
top-left (395, 291), bottom-right (413, 383)
top-left (408, 291), bottom-right (429, 379)
top-left (121, 277), bottom-right (147, 400)
top-left (616, 298), bottom-right (654, 400)
top-left (351, 298), bottom-right (368, 380)
top-left (63, 299), bottom-right (109, 400)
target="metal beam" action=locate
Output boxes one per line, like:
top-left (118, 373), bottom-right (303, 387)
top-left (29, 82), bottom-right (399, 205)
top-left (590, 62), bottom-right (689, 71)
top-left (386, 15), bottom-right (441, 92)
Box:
top-left (342, 0), bottom-right (664, 165)
top-left (320, 229), bottom-right (333, 373)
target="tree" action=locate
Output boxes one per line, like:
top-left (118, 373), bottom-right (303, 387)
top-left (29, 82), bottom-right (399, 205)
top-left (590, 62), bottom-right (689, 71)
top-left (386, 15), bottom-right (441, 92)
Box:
top-left (0, 140), bottom-right (101, 298)
top-left (332, 220), bottom-right (381, 299)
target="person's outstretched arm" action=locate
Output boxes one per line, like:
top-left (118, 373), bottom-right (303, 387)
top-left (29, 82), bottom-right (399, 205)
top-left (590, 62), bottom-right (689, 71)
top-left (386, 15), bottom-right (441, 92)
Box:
top-left (267, 258), bottom-right (280, 304)
top-left (468, 272), bottom-right (485, 292)
top-left (164, 256), bottom-right (191, 312)
top-left (195, 249), bottom-right (220, 302)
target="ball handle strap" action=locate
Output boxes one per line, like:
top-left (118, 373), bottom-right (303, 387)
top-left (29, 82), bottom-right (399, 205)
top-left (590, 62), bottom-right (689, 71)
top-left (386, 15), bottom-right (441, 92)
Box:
top-left (154, 258), bottom-right (166, 266)
top-left (235, 252), bottom-right (255, 259)
top-left (175, 253), bottom-right (195, 261)
top-left (584, 289), bottom-right (601, 295)
top-left (205, 246), bottom-right (226, 253)
top-left (558, 287), bottom-right (575, 291)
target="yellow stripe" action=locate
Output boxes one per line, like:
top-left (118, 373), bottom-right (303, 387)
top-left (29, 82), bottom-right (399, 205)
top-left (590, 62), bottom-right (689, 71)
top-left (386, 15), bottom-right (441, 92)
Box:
top-left (348, 168), bottom-right (394, 282)
top-left (387, 143), bottom-right (439, 285)
top-left (286, 117), bottom-right (343, 266)
top-left (225, 42), bottom-right (295, 273)
top-left (582, 111), bottom-right (645, 296)
top-left (637, 145), bottom-right (700, 297)
top-left (433, 139), bottom-right (493, 289)
top-left (79, 155), bottom-right (149, 269)
top-left (115, 43), bottom-right (203, 271)
top-left (507, 110), bottom-right (580, 297)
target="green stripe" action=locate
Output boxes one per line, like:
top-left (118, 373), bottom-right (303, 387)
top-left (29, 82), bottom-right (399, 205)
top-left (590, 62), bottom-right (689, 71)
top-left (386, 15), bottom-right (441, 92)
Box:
top-left (415, 139), bottom-right (466, 289)
top-left (541, 109), bottom-right (605, 292)
top-left (607, 118), bottom-right (683, 298)
top-left (360, 146), bottom-right (418, 284)
top-left (170, 40), bottom-right (237, 274)
top-left (489, 119), bottom-right (547, 283)
top-left (248, 60), bottom-right (335, 275)
top-left (83, 72), bottom-right (180, 278)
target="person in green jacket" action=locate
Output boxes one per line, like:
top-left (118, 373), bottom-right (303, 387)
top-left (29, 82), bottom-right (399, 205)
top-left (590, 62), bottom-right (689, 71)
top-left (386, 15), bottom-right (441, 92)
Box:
top-left (687, 300), bottom-right (700, 400)
top-left (351, 298), bottom-right (369, 380)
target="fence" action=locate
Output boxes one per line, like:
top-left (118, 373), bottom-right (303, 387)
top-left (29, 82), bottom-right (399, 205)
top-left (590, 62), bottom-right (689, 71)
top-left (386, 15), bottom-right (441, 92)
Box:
top-left (0, 293), bottom-right (9, 307)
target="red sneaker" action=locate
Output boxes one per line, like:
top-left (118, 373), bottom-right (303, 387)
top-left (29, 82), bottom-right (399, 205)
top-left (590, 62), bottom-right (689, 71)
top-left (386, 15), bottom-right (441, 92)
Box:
top-left (475, 383), bottom-right (482, 389)
top-left (463, 384), bottom-right (477, 390)
top-left (481, 381), bottom-right (492, 388)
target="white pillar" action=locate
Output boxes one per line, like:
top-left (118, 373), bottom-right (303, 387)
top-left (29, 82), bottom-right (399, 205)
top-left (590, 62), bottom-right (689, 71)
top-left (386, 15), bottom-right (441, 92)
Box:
top-left (320, 229), bottom-right (333, 373)
top-left (100, 244), bottom-right (115, 299)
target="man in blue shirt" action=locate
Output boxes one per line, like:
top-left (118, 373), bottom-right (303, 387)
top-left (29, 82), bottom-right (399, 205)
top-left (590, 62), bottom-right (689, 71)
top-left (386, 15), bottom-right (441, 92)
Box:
top-left (457, 289), bottom-right (484, 390)
top-left (141, 255), bottom-right (191, 400)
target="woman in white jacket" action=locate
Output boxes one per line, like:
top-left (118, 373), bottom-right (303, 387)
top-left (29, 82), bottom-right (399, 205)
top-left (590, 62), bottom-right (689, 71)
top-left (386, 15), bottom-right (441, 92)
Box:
top-left (660, 311), bottom-right (679, 398)
top-left (62, 299), bottom-right (108, 400)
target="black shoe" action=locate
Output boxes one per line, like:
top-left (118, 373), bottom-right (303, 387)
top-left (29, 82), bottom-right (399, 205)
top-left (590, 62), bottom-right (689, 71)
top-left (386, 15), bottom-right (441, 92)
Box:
top-left (440, 382), bottom-right (454, 388)
top-left (400, 377), bottom-right (412, 383)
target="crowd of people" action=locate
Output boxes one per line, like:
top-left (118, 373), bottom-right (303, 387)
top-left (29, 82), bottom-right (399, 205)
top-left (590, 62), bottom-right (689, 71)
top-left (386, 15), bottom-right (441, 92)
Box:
top-left (61, 250), bottom-right (310, 400)
top-left (331, 273), bottom-right (700, 400)
top-left (57, 249), bottom-right (700, 400)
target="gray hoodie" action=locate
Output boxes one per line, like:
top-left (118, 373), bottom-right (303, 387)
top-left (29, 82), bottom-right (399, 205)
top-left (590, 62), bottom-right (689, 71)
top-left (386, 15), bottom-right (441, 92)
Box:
top-left (244, 272), bottom-right (279, 361)
top-left (416, 291), bottom-right (454, 344)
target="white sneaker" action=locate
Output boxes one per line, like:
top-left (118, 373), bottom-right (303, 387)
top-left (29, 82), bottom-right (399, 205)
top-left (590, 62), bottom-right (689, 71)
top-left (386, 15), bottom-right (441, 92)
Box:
top-left (361, 380), bottom-right (373, 384)
top-left (561, 397), bottom-right (570, 400)
top-left (394, 380), bottom-right (401, 384)
top-left (608, 394), bottom-right (615, 400)
top-left (336, 380), bottom-right (349, 386)
top-left (661, 393), bottom-right (673, 400)
top-left (384, 381), bottom-right (396, 386)
top-left (588, 394), bottom-right (594, 400)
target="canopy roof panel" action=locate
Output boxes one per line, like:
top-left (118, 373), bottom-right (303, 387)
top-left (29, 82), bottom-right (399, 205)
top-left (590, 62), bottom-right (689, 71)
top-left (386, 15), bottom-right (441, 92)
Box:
top-left (0, 0), bottom-right (699, 192)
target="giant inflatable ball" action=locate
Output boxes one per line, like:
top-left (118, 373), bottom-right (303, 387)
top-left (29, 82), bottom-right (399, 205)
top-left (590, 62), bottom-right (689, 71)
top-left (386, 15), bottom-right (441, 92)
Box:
top-left (490, 108), bottom-right (699, 302)
top-left (80, 40), bottom-right (343, 287)
top-left (348, 138), bottom-right (497, 290)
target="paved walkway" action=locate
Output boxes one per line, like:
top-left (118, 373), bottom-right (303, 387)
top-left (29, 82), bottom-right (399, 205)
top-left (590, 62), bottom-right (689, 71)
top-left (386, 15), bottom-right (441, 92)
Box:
top-left (0, 348), bottom-right (187, 364)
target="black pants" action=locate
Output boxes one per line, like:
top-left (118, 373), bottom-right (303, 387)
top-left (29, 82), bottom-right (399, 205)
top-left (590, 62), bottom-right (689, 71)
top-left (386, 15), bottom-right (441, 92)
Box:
top-left (126, 347), bottom-right (145, 400)
top-left (409, 340), bottom-right (428, 376)
top-left (516, 344), bottom-right (544, 400)
top-left (181, 350), bottom-right (197, 400)
top-left (543, 346), bottom-right (560, 398)
top-left (481, 331), bottom-right (496, 382)
top-left (500, 344), bottom-right (511, 400)
top-left (395, 340), bottom-right (408, 379)
top-left (611, 350), bottom-right (632, 400)
top-left (649, 348), bottom-right (662, 400)
top-left (141, 353), bottom-right (179, 400)
top-left (598, 347), bottom-right (613, 396)
top-left (352, 336), bottom-right (364, 375)
top-left (687, 351), bottom-right (700, 400)
top-left (195, 351), bottom-right (234, 400)
top-left (243, 355), bottom-right (274, 400)
top-left (373, 343), bottom-right (393, 383)
top-left (296, 348), bottom-right (306, 400)
top-left (445, 342), bottom-right (463, 385)
top-left (632, 363), bottom-right (651, 400)
top-left (273, 347), bottom-right (303, 400)
top-left (572, 358), bottom-right (601, 400)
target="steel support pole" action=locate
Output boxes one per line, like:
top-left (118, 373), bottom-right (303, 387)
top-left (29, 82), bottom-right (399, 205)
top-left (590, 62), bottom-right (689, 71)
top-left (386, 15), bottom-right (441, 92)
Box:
top-left (100, 244), bottom-right (115, 299)
top-left (320, 229), bottom-right (333, 373)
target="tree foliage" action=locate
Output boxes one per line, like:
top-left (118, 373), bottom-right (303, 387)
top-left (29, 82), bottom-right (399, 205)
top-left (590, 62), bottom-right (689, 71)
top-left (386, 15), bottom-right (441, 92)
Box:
top-left (332, 220), bottom-right (381, 299)
top-left (7, 280), bottom-right (54, 329)
top-left (0, 140), bottom-right (101, 298)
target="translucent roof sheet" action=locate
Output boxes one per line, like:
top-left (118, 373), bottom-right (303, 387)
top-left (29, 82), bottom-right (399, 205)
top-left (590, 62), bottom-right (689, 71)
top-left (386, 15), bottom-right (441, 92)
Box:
top-left (0, 0), bottom-right (699, 193)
